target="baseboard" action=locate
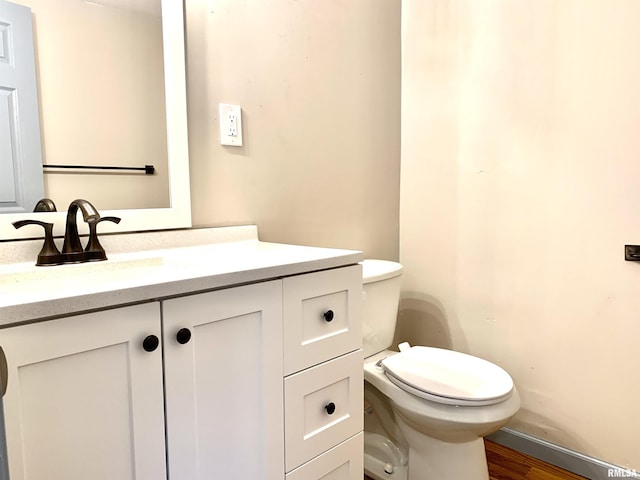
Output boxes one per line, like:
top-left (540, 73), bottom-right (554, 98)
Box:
top-left (487, 428), bottom-right (639, 480)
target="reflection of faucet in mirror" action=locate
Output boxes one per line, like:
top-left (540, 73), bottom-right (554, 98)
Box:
top-left (61, 199), bottom-right (100, 263)
top-left (33, 198), bottom-right (57, 212)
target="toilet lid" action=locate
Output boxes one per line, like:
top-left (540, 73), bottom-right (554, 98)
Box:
top-left (380, 346), bottom-right (514, 406)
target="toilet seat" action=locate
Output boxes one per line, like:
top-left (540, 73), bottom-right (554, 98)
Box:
top-left (380, 346), bottom-right (514, 407)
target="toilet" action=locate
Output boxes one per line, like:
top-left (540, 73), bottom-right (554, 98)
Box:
top-left (361, 259), bottom-right (520, 480)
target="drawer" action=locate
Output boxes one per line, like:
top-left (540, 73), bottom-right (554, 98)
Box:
top-left (283, 265), bottom-right (362, 375)
top-left (284, 350), bottom-right (363, 472)
top-left (286, 433), bottom-right (363, 480)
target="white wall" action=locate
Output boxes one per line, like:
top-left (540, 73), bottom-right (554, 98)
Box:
top-left (400, 0), bottom-right (640, 470)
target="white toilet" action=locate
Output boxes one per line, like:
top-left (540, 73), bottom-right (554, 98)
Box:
top-left (361, 259), bottom-right (520, 480)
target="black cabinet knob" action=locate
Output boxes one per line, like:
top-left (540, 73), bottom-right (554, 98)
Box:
top-left (325, 402), bottom-right (336, 415)
top-left (176, 328), bottom-right (192, 344)
top-left (323, 310), bottom-right (335, 322)
top-left (142, 335), bottom-right (159, 352)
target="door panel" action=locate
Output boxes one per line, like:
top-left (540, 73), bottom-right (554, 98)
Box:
top-left (0, 0), bottom-right (44, 213)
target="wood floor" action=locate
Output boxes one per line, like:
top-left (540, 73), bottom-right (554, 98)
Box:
top-left (484, 440), bottom-right (587, 480)
top-left (364, 439), bottom-right (588, 480)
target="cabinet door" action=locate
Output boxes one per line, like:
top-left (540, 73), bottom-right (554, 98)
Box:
top-left (162, 280), bottom-right (284, 480)
top-left (0, 303), bottom-right (166, 480)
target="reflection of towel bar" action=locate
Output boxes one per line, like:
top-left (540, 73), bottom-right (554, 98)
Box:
top-left (43, 164), bottom-right (155, 175)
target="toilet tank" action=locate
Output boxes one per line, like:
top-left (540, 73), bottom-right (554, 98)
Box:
top-left (361, 259), bottom-right (403, 358)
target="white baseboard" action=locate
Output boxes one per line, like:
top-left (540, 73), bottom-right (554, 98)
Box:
top-left (487, 428), bottom-right (639, 480)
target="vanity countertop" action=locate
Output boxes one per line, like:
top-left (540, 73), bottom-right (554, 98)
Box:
top-left (0, 226), bottom-right (363, 327)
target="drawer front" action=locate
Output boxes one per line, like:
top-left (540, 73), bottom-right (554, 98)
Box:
top-left (284, 350), bottom-right (363, 472)
top-left (286, 433), bottom-right (363, 480)
top-left (283, 265), bottom-right (362, 375)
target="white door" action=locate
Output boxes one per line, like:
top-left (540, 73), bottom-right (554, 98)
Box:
top-left (0, 0), bottom-right (44, 213)
top-left (0, 303), bottom-right (167, 480)
top-left (162, 281), bottom-right (285, 480)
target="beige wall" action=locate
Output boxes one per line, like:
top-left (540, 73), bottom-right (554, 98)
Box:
top-left (185, 0), bottom-right (401, 259)
top-left (400, 0), bottom-right (640, 470)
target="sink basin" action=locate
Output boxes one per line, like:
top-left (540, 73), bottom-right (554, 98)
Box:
top-left (0, 242), bottom-right (252, 292)
top-left (0, 254), bottom-right (166, 287)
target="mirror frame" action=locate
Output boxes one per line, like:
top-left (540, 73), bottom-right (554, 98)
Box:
top-left (0, 0), bottom-right (191, 241)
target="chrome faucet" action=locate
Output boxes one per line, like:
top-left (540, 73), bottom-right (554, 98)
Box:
top-left (61, 199), bottom-right (100, 263)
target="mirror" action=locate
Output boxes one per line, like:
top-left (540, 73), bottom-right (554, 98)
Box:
top-left (0, 0), bottom-right (191, 240)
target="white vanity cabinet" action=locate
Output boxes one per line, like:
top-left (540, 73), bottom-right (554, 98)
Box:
top-left (0, 303), bottom-right (167, 480)
top-left (0, 255), bottom-right (363, 480)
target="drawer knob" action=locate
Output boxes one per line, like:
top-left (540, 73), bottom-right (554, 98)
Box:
top-left (176, 328), bottom-right (192, 345)
top-left (325, 402), bottom-right (336, 415)
top-left (323, 310), bottom-right (335, 322)
top-left (142, 335), bottom-right (160, 352)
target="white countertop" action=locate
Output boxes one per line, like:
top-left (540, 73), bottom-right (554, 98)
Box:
top-left (0, 226), bottom-right (363, 326)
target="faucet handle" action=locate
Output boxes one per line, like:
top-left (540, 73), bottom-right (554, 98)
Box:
top-left (84, 216), bottom-right (121, 261)
top-left (13, 220), bottom-right (63, 266)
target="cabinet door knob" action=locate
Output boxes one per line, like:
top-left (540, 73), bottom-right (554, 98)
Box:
top-left (325, 402), bottom-right (336, 415)
top-left (176, 328), bottom-right (192, 345)
top-left (142, 335), bottom-right (160, 352)
top-left (323, 310), bottom-right (334, 322)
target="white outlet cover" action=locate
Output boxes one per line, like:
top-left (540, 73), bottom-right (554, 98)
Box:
top-left (219, 103), bottom-right (243, 146)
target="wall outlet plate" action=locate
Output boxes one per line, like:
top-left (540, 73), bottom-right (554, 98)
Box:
top-left (219, 103), bottom-right (243, 146)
